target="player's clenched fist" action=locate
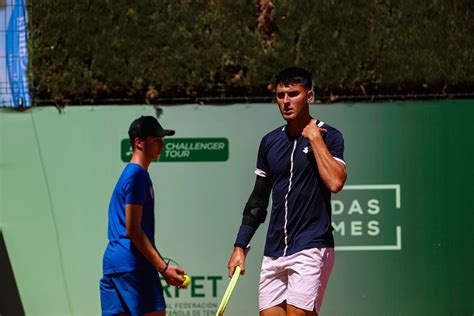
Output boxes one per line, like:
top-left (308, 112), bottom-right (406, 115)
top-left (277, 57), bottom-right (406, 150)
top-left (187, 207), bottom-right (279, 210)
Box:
top-left (302, 119), bottom-right (327, 141)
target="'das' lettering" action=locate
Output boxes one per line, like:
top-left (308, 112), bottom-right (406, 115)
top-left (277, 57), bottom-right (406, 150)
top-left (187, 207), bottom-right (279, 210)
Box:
top-left (332, 199), bottom-right (380, 215)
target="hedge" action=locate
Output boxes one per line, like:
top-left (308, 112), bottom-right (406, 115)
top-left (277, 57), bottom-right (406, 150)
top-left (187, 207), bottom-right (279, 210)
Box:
top-left (28, 0), bottom-right (474, 104)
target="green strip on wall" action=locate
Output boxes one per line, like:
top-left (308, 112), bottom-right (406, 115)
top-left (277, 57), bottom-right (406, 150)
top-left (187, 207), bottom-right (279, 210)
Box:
top-left (121, 138), bottom-right (229, 162)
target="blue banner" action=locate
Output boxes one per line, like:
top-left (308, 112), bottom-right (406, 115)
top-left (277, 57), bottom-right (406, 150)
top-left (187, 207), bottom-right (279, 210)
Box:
top-left (1, 0), bottom-right (31, 108)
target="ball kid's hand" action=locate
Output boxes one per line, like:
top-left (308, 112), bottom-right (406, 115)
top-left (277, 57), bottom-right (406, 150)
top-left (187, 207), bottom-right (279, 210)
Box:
top-left (162, 264), bottom-right (186, 287)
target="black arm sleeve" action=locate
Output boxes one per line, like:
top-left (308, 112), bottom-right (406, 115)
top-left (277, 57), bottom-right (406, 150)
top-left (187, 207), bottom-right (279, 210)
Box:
top-left (241, 175), bottom-right (272, 229)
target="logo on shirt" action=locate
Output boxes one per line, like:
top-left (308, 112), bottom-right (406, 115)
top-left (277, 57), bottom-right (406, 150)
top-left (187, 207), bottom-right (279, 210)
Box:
top-left (303, 146), bottom-right (312, 154)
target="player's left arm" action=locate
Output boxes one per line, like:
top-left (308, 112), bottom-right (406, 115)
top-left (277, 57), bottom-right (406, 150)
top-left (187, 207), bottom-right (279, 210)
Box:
top-left (302, 119), bottom-right (347, 193)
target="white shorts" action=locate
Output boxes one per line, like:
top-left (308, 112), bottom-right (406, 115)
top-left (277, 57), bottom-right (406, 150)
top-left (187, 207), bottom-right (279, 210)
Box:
top-left (258, 247), bottom-right (335, 313)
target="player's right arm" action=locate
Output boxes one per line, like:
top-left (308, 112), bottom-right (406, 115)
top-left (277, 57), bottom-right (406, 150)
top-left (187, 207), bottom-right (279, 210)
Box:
top-left (227, 175), bottom-right (272, 277)
top-left (126, 204), bottom-right (185, 287)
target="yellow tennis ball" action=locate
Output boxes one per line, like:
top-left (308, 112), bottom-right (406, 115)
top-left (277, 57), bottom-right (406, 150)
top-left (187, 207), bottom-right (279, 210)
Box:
top-left (181, 274), bottom-right (190, 287)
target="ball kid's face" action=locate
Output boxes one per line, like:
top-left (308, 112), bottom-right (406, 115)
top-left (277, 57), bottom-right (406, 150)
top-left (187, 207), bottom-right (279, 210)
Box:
top-left (143, 136), bottom-right (164, 159)
top-left (275, 83), bottom-right (313, 122)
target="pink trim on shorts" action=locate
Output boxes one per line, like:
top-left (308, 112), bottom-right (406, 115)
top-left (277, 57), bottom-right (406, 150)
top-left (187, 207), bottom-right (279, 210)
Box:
top-left (258, 247), bottom-right (335, 313)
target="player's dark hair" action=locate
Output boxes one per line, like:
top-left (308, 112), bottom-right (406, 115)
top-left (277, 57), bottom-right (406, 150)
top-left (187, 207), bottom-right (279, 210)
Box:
top-left (275, 67), bottom-right (312, 90)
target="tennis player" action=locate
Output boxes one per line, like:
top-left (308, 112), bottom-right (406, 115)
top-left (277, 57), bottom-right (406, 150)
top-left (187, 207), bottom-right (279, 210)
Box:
top-left (100, 116), bottom-right (186, 316)
top-left (227, 67), bottom-right (347, 316)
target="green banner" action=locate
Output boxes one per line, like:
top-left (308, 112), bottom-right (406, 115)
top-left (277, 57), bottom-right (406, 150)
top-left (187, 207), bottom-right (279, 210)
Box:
top-left (121, 138), bottom-right (229, 162)
top-left (0, 103), bottom-right (473, 316)
top-left (333, 185), bottom-right (401, 250)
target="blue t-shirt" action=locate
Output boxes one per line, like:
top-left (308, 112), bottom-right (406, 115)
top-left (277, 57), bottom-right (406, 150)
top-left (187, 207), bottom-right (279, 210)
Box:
top-left (256, 120), bottom-right (345, 257)
top-left (103, 163), bottom-right (156, 274)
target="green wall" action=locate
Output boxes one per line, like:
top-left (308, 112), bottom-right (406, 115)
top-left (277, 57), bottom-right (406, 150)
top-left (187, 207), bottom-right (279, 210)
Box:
top-left (0, 101), bottom-right (473, 315)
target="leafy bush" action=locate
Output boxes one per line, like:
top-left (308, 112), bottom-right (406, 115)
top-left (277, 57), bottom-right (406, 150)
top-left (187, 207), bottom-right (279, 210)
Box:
top-left (28, 0), bottom-right (474, 104)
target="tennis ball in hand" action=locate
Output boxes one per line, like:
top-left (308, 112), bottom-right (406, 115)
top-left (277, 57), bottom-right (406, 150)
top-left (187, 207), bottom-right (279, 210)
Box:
top-left (180, 274), bottom-right (190, 288)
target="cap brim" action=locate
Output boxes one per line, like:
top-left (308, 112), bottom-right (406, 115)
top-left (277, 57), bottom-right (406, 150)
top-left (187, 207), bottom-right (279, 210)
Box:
top-left (160, 129), bottom-right (175, 136)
